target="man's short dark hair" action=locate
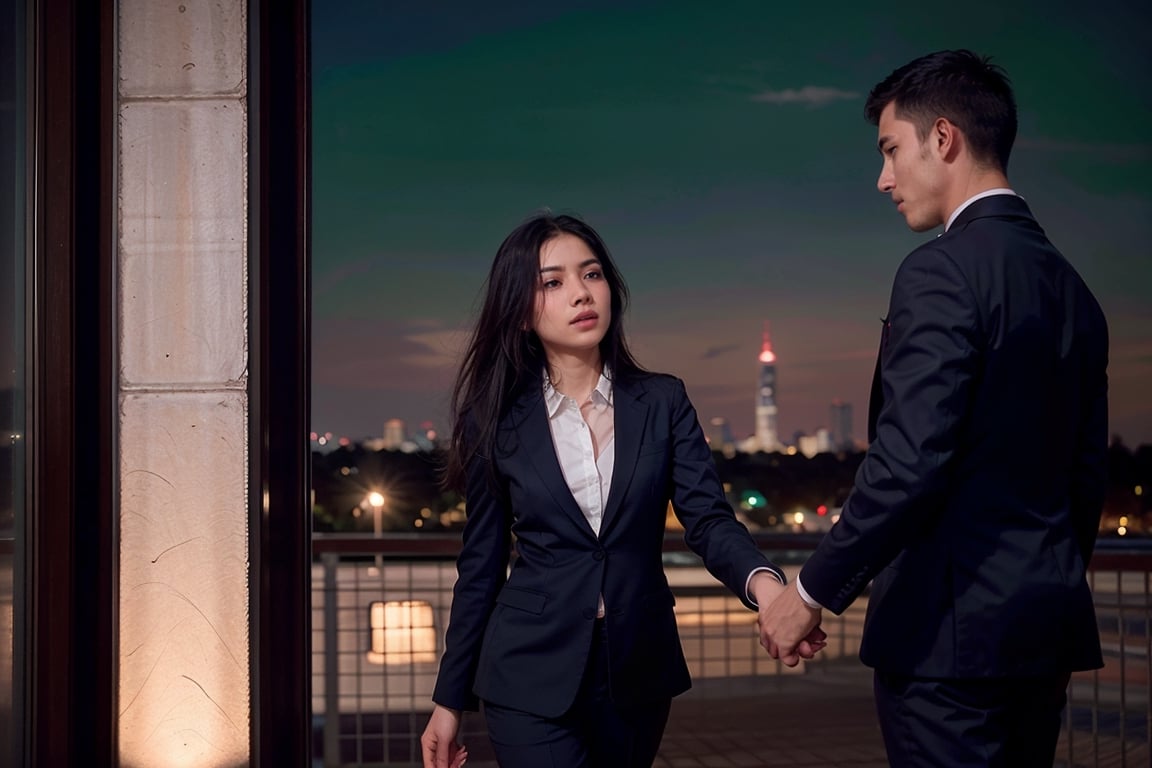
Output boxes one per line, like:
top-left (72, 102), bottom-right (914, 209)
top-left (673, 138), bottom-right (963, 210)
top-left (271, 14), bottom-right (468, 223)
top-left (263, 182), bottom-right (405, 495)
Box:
top-left (864, 49), bottom-right (1017, 171)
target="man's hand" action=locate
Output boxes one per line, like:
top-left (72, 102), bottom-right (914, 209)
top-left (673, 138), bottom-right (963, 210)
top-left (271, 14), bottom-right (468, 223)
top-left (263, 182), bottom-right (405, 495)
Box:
top-left (758, 581), bottom-right (826, 667)
top-left (421, 704), bottom-right (468, 768)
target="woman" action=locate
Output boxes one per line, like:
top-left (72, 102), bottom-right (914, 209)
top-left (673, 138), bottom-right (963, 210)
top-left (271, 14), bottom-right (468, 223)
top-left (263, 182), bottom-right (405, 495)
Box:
top-left (421, 212), bottom-right (822, 768)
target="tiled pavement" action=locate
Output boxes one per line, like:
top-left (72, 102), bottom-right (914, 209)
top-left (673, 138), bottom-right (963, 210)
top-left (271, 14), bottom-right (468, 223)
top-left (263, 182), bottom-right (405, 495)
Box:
top-left (653, 665), bottom-right (887, 767)
top-left (457, 663), bottom-right (890, 768)
top-left (452, 662), bottom-right (1150, 767)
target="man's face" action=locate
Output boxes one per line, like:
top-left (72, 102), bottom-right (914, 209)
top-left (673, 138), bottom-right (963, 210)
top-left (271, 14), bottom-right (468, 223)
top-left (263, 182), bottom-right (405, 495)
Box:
top-left (875, 102), bottom-right (948, 232)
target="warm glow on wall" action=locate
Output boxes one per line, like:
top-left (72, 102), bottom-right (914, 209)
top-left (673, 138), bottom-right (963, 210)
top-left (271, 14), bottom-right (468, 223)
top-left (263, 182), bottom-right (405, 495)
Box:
top-left (119, 395), bottom-right (250, 765)
top-left (117, 0), bottom-right (251, 764)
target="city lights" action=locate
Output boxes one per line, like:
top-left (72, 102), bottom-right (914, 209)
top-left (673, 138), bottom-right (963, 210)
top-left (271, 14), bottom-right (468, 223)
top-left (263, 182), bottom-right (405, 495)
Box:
top-left (307, 322), bottom-right (1151, 541)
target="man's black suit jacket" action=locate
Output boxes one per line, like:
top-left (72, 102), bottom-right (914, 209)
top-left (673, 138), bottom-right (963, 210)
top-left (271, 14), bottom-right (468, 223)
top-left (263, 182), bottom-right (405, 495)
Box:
top-left (432, 373), bottom-right (776, 717)
top-left (801, 194), bottom-right (1108, 678)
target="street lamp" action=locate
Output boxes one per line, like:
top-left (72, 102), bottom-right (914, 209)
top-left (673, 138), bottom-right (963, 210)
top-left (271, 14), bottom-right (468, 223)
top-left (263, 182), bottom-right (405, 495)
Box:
top-left (367, 491), bottom-right (385, 572)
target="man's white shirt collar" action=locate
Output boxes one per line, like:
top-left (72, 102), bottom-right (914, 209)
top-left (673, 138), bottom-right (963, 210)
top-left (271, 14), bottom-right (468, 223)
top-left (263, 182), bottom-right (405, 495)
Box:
top-left (944, 188), bottom-right (1018, 232)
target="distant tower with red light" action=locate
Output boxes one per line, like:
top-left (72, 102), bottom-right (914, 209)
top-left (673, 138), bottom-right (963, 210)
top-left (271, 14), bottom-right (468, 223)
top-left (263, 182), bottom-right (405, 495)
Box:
top-left (755, 323), bottom-right (780, 452)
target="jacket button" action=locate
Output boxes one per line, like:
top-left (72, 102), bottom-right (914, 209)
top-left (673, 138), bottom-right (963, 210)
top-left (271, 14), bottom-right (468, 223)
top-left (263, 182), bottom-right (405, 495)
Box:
top-left (593, 550), bottom-right (605, 561)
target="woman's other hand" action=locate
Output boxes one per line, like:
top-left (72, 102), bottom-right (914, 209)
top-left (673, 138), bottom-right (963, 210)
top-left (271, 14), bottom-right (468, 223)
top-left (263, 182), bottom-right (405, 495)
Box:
top-left (421, 704), bottom-right (468, 768)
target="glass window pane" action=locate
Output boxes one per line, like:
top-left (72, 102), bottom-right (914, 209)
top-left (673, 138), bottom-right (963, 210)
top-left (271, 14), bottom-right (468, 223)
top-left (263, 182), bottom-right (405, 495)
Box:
top-left (0, 0), bottom-right (27, 759)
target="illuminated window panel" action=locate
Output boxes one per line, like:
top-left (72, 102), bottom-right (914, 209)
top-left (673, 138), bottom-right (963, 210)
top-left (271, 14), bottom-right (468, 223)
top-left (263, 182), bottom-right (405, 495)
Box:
top-left (367, 600), bottom-right (437, 665)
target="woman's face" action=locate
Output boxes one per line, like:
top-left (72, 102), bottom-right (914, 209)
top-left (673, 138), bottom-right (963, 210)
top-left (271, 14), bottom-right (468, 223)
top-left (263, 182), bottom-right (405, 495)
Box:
top-left (531, 234), bottom-right (611, 360)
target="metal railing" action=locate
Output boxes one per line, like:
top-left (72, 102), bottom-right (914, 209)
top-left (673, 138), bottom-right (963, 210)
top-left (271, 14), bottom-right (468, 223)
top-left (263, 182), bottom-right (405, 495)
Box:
top-left (1060, 551), bottom-right (1151, 768)
top-left (310, 535), bottom-right (1150, 767)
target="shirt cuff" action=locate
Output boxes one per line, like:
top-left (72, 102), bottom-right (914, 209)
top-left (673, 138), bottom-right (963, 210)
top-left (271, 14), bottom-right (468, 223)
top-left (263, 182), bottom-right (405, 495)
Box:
top-left (795, 575), bottom-right (825, 610)
top-left (744, 565), bottom-right (786, 606)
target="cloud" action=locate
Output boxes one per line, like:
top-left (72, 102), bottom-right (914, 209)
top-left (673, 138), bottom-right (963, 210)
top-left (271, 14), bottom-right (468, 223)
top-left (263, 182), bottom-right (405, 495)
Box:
top-left (312, 314), bottom-right (462, 392)
top-left (312, 258), bottom-right (379, 298)
top-left (1109, 336), bottom-right (1152, 367)
top-left (1015, 137), bottom-right (1152, 162)
top-left (700, 343), bottom-right (740, 359)
top-left (750, 86), bottom-right (858, 107)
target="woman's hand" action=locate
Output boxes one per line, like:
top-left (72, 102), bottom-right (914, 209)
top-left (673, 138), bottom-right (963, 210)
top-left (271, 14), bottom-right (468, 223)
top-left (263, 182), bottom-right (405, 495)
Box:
top-left (421, 704), bottom-right (468, 768)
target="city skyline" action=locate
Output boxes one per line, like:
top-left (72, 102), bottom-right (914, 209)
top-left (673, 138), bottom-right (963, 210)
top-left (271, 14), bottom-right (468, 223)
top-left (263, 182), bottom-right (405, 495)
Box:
top-left (306, 319), bottom-right (861, 449)
top-left (310, 0), bottom-right (1152, 446)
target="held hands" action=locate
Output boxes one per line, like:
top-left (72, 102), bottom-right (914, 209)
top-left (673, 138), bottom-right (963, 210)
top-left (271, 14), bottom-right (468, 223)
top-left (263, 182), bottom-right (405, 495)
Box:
top-left (752, 576), bottom-right (826, 667)
top-left (421, 704), bottom-right (468, 768)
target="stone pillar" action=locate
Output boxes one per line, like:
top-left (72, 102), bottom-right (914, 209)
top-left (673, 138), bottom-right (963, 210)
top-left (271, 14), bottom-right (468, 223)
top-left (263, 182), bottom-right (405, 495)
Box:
top-left (116, 1), bottom-right (250, 763)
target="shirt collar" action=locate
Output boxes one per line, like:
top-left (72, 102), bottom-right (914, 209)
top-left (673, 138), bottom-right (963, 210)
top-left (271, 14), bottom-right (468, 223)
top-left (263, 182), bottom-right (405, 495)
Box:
top-left (542, 366), bottom-right (614, 418)
top-left (944, 188), bottom-right (1018, 232)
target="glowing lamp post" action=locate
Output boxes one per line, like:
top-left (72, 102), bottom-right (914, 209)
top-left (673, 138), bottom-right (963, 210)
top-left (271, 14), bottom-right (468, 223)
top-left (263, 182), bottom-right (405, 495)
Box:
top-left (367, 491), bottom-right (385, 571)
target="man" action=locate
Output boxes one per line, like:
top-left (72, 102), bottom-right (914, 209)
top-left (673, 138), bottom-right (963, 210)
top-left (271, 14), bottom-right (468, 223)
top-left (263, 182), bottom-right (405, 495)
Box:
top-left (757, 49), bottom-right (1108, 766)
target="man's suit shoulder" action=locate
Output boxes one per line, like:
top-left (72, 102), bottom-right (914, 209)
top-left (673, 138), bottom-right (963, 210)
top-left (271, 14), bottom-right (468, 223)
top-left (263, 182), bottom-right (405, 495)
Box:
top-left (892, 240), bottom-right (968, 288)
top-left (896, 201), bottom-right (1047, 280)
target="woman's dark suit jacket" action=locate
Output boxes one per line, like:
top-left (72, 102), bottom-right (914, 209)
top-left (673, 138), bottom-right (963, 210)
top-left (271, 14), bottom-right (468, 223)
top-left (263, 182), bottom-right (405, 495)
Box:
top-left (432, 372), bottom-right (779, 718)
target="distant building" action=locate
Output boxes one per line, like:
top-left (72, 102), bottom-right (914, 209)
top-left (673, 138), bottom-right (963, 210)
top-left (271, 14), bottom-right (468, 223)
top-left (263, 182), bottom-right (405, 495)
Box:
top-left (754, 323), bottom-right (780, 452)
top-left (830, 400), bottom-right (854, 450)
top-left (413, 420), bottom-right (439, 451)
top-left (707, 416), bottom-right (736, 457)
top-left (382, 418), bottom-right (407, 450)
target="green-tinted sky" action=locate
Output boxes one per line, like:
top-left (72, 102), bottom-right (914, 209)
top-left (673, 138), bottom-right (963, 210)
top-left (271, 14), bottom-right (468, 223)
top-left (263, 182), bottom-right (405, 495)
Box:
top-left (311, 0), bottom-right (1152, 445)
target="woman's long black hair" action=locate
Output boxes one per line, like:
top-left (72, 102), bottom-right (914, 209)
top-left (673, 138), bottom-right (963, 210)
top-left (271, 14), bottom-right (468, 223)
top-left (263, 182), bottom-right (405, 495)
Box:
top-left (443, 211), bottom-right (645, 492)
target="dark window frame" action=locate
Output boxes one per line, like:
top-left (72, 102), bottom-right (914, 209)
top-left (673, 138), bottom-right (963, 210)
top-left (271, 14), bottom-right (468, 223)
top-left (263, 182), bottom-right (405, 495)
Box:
top-left (250, 0), bottom-right (313, 762)
top-left (30, 0), bottom-right (117, 761)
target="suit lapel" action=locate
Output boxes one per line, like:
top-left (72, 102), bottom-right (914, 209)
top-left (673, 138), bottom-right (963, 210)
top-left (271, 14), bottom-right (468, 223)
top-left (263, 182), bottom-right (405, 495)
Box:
top-left (508, 386), bottom-right (599, 541)
top-left (867, 317), bottom-right (889, 442)
top-left (600, 377), bottom-right (649, 538)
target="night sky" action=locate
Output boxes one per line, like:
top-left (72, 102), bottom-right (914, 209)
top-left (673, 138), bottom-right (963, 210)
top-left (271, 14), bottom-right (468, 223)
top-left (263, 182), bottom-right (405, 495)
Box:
top-left (310, 0), bottom-right (1151, 447)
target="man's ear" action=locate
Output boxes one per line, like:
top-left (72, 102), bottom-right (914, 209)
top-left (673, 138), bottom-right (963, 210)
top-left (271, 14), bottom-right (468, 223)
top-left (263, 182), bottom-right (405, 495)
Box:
top-left (934, 116), bottom-right (961, 161)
